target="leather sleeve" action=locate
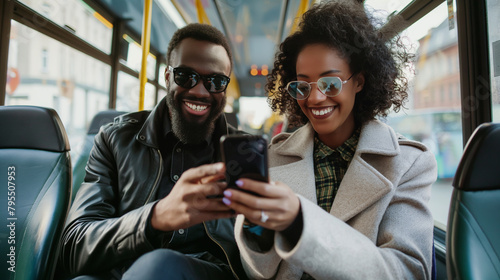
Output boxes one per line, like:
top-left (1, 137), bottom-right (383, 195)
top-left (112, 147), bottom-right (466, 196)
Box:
top-left (59, 125), bottom-right (157, 276)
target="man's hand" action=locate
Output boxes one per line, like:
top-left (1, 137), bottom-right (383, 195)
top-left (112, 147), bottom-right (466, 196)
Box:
top-left (151, 162), bottom-right (234, 231)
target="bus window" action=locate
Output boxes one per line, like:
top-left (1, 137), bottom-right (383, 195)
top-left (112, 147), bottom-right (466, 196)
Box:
top-left (115, 71), bottom-right (156, 111)
top-left (486, 0), bottom-right (500, 122)
top-left (5, 20), bottom-right (110, 155)
top-left (120, 34), bottom-right (157, 81)
top-left (367, 1), bottom-right (461, 229)
top-left (17, 0), bottom-right (113, 54)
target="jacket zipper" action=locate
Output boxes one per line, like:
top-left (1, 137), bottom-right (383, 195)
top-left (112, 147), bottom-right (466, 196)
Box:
top-left (145, 149), bottom-right (163, 204)
top-left (203, 221), bottom-right (240, 280)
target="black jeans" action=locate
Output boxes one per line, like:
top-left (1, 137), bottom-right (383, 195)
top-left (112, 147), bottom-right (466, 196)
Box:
top-left (73, 249), bottom-right (235, 280)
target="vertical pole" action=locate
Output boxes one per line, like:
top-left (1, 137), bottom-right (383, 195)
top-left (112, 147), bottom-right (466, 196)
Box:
top-left (456, 0), bottom-right (492, 145)
top-left (109, 19), bottom-right (123, 109)
top-left (0, 0), bottom-right (14, 105)
top-left (290, 0), bottom-right (309, 34)
top-left (139, 0), bottom-right (153, 111)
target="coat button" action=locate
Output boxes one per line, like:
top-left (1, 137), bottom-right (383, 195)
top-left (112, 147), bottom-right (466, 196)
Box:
top-left (139, 135), bottom-right (146, 140)
top-left (173, 175), bottom-right (179, 180)
top-left (178, 229), bottom-right (185, 234)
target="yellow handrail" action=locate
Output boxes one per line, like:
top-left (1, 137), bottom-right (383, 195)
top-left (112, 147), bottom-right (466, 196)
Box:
top-left (138, 0), bottom-right (152, 111)
top-left (195, 0), bottom-right (240, 104)
top-left (271, 0), bottom-right (310, 96)
top-left (291, 0), bottom-right (309, 34)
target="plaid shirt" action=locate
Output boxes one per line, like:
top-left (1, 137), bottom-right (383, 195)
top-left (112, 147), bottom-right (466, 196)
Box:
top-left (313, 128), bottom-right (360, 213)
top-left (300, 128), bottom-right (361, 280)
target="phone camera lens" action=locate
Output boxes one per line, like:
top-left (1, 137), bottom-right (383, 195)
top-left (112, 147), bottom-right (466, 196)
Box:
top-left (257, 143), bottom-right (264, 152)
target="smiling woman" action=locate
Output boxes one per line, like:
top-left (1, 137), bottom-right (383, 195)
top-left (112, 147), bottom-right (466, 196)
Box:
top-left (223, 1), bottom-right (437, 279)
top-left (294, 44), bottom-right (363, 148)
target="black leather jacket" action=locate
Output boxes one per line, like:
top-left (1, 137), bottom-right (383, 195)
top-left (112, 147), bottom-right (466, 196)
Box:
top-left (60, 100), bottom-right (246, 279)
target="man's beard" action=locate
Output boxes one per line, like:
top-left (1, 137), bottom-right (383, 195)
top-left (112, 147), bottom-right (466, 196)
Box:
top-left (166, 88), bottom-right (226, 144)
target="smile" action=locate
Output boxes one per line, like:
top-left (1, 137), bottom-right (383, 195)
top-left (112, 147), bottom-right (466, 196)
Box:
top-left (311, 107), bottom-right (334, 116)
top-left (184, 101), bottom-right (208, 112)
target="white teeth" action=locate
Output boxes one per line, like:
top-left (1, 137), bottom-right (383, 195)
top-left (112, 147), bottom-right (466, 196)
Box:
top-left (312, 107), bottom-right (333, 116)
top-left (185, 102), bottom-right (208, 112)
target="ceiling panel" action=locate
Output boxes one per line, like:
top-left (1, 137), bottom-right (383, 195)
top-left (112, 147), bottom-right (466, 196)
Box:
top-left (92, 0), bottom-right (317, 96)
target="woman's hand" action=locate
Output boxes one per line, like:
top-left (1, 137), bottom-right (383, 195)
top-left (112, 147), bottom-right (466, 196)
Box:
top-left (222, 179), bottom-right (300, 231)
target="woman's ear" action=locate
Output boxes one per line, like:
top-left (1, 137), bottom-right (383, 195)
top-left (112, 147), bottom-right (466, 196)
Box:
top-left (354, 72), bottom-right (365, 93)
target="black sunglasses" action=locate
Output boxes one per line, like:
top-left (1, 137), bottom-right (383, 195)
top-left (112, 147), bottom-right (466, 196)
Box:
top-left (168, 66), bottom-right (230, 93)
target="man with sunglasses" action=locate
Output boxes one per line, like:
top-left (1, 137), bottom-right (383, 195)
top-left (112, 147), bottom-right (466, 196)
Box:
top-left (60, 23), bottom-right (247, 280)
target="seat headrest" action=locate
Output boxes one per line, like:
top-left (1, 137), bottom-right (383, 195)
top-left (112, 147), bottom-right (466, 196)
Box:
top-left (88, 110), bottom-right (126, 134)
top-left (453, 123), bottom-right (500, 191)
top-left (0, 106), bottom-right (70, 152)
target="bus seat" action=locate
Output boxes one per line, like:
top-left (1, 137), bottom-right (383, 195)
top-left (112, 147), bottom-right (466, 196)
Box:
top-left (0, 106), bottom-right (72, 280)
top-left (72, 110), bottom-right (125, 202)
top-left (446, 122), bottom-right (500, 279)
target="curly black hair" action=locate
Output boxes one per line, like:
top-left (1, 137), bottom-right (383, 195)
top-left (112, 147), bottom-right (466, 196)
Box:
top-left (267, 1), bottom-right (413, 127)
top-left (166, 23), bottom-right (232, 70)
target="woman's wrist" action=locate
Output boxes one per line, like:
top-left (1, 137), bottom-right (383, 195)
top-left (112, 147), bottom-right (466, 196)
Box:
top-left (279, 206), bottom-right (303, 247)
top-left (243, 221), bottom-right (275, 252)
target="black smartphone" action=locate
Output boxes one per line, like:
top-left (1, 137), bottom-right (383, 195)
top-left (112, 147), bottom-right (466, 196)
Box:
top-left (220, 135), bottom-right (269, 192)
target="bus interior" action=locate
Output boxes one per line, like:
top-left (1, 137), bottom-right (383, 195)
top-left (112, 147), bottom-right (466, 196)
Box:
top-left (1, 0), bottom-right (499, 279)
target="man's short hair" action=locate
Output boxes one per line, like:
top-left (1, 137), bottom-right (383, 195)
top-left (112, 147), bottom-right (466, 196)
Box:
top-left (166, 23), bottom-right (232, 69)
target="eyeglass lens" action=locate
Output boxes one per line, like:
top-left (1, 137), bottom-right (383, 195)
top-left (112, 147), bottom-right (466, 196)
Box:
top-left (287, 77), bottom-right (343, 100)
top-left (173, 68), bottom-right (229, 93)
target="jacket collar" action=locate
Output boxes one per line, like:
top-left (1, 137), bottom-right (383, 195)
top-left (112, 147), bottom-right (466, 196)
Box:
top-left (272, 119), bottom-right (400, 159)
top-left (136, 97), bottom-right (168, 149)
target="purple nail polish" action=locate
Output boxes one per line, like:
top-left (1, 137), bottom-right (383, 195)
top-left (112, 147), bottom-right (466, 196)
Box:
top-left (235, 180), bottom-right (243, 187)
top-left (222, 197), bottom-right (231, 205)
top-left (223, 190), bottom-right (232, 197)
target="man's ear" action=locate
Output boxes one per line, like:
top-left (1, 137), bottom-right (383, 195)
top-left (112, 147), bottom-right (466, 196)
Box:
top-left (164, 68), bottom-right (170, 85)
top-left (354, 72), bottom-right (365, 94)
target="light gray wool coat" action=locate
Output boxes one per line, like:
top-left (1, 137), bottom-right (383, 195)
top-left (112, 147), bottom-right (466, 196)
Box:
top-left (235, 120), bottom-right (438, 280)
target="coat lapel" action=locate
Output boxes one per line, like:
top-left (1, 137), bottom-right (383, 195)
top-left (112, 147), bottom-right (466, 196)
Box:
top-left (270, 160), bottom-right (317, 203)
top-left (331, 121), bottom-right (401, 221)
top-left (269, 123), bottom-right (317, 203)
top-left (330, 156), bottom-right (392, 221)
top-left (270, 120), bottom-right (401, 222)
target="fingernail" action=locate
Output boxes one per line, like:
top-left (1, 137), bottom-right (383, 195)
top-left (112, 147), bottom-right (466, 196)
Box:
top-left (222, 197), bottom-right (231, 205)
top-left (215, 162), bottom-right (224, 171)
top-left (223, 190), bottom-right (232, 197)
top-left (235, 180), bottom-right (243, 187)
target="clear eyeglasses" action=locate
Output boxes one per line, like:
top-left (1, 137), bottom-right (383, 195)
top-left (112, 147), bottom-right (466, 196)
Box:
top-left (286, 74), bottom-right (354, 100)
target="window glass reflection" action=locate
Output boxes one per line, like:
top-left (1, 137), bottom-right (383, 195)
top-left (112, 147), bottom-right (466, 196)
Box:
top-left (17, 0), bottom-right (113, 54)
top-left (382, 2), bottom-right (461, 229)
top-left (116, 71), bottom-right (156, 112)
top-left (120, 34), bottom-right (157, 80)
top-left (6, 20), bottom-right (110, 160)
top-left (487, 0), bottom-right (500, 122)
